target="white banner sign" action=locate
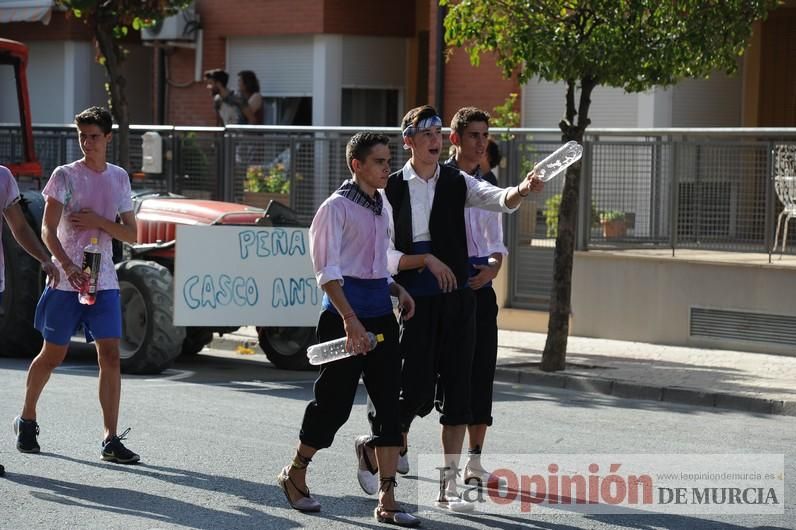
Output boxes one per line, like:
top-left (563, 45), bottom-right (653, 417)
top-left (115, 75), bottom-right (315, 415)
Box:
top-left (174, 225), bottom-right (321, 326)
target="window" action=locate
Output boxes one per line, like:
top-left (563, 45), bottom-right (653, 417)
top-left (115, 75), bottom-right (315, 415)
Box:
top-left (341, 88), bottom-right (399, 127)
top-left (263, 97), bottom-right (312, 126)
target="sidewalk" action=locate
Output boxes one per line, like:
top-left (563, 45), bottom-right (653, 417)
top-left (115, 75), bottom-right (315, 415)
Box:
top-left (214, 327), bottom-right (796, 416)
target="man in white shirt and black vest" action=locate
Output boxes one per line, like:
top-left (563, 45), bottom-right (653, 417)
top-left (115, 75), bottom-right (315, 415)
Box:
top-left (358, 105), bottom-right (543, 512)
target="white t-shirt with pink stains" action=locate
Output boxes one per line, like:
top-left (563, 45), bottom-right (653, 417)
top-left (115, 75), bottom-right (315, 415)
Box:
top-left (42, 160), bottom-right (133, 292)
top-left (0, 165), bottom-right (22, 293)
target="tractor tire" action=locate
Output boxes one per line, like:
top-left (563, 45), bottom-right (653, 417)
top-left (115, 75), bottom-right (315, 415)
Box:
top-left (181, 327), bottom-right (214, 356)
top-left (0, 224), bottom-right (43, 357)
top-left (257, 326), bottom-right (316, 371)
top-left (116, 260), bottom-right (185, 374)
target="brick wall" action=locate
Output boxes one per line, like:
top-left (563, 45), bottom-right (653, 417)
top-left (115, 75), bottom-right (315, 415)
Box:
top-left (167, 0), bottom-right (418, 125)
top-left (5, 1), bottom-right (520, 127)
top-left (167, 0), bottom-right (325, 125)
top-left (323, 0), bottom-right (415, 36)
top-left (426, 3), bottom-right (520, 125)
top-left (443, 47), bottom-right (521, 126)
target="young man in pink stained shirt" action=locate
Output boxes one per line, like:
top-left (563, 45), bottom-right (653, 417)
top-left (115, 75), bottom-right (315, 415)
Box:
top-left (13, 106), bottom-right (140, 465)
top-left (277, 132), bottom-right (420, 527)
top-left (1, 164), bottom-right (59, 477)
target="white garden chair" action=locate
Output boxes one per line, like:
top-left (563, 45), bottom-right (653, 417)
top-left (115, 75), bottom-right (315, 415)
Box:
top-left (773, 144), bottom-right (796, 256)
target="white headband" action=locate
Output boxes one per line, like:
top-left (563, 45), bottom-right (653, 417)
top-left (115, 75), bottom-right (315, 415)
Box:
top-left (402, 115), bottom-right (442, 138)
top-left (402, 115), bottom-right (442, 150)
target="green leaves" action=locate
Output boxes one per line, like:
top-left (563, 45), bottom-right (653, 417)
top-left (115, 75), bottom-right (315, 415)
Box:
top-left (56, 0), bottom-right (193, 32)
top-left (443, 0), bottom-right (778, 93)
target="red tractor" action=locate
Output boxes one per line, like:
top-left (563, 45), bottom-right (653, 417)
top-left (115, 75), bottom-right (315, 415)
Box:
top-left (0, 38), bottom-right (315, 373)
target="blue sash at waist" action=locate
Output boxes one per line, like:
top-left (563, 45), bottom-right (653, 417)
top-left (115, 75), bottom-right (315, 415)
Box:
top-left (397, 241), bottom-right (445, 297)
top-left (469, 255), bottom-right (493, 289)
top-left (322, 276), bottom-right (393, 318)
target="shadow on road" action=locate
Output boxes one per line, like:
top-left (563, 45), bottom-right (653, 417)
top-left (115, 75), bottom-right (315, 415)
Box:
top-left (7, 471), bottom-right (294, 530)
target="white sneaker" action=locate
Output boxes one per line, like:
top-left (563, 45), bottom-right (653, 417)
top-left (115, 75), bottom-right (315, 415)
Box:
top-left (434, 492), bottom-right (475, 512)
top-left (354, 435), bottom-right (379, 495)
top-left (464, 463), bottom-right (508, 488)
top-left (397, 448), bottom-right (409, 475)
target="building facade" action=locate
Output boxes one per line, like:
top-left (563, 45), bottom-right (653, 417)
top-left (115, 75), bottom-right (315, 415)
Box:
top-left (1, 1), bottom-right (793, 128)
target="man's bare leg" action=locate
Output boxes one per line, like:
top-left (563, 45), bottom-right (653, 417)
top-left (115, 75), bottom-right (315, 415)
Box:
top-left (95, 338), bottom-right (121, 440)
top-left (284, 443), bottom-right (319, 504)
top-left (21, 342), bottom-right (69, 420)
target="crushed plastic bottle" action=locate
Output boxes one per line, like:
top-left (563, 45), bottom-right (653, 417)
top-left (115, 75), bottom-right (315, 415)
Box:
top-left (532, 141), bottom-right (583, 182)
top-left (307, 331), bottom-right (385, 365)
top-left (78, 237), bottom-right (101, 305)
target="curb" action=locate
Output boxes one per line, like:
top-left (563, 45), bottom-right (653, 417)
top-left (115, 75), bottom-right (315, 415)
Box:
top-left (494, 366), bottom-right (796, 417)
top-left (210, 334), bottom-right (796, 417)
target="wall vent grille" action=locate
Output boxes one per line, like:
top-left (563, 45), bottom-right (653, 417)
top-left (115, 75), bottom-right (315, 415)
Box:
top-left (690, 307), bottom-right (796, 346)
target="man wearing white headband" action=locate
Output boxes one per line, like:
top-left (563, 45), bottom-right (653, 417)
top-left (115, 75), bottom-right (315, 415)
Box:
top-left (356, 105), bottom-right (543, 512)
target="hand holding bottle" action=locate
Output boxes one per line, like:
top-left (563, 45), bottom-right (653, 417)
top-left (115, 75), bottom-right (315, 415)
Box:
top-left (343, 314), bottom-right (371, 355)
top-left (79, 237), bottom-right (101, 305)
top-left (307, 330), bottom-right (385, 365)
top-left (64, 262), bottom-right (87, 290)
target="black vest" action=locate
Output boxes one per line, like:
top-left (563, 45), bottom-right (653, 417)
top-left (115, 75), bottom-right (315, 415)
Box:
top-left (385, 164), bottom-right (470, 289)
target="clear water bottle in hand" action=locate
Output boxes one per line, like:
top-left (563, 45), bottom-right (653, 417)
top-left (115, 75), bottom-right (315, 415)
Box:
top-left (78, 237), bottom-right (101, 305)
top-left (307, 331), bottom-right (385, 365)
top-left (533, 141), bottom-right (583, 182)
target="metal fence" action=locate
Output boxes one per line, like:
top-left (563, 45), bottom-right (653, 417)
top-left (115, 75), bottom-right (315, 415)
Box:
top-left (3, 124), bottom-right (795, 308)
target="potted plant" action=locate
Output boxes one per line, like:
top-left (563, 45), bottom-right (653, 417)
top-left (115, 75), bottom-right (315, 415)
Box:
top-left (244, 163), bottom-right (291, 208)
top-left (543, 194), bottom-right (562, 238)
top-left (543, 193), bottom-right (601, 239)
top-left (600, 210), bottom-right (626, 239)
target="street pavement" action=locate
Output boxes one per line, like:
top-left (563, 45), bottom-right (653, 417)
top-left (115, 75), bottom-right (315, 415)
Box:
top-left (1, 343), bottom-right (794, 529)
top-left (217, 327), bottom-right (796, 416)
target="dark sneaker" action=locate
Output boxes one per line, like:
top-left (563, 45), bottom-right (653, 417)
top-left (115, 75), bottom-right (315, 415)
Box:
top-left (0, 463), bottom-right (5, 477)
top-left (13, 416), bottom-right (40, 453)
top-left (101, 428), bottom-right (140, 464)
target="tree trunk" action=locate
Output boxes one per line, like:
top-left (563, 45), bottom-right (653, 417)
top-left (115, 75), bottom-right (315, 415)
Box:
top-left (541, 77), bottom-right (596, 372)
top-left (94, 12), bottom-right (130, 174)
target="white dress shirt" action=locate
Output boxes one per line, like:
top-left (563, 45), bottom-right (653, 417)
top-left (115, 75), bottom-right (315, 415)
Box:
top-left (465, 196), bottom-right (509, 259)
top-left (382, 161), bottom-right (517, 275)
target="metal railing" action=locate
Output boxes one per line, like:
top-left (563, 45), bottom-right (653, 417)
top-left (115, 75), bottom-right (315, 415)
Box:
top-left (580, 129), bottom-right (796, 256)
top-left (3, 124), bottom-right (795, 253)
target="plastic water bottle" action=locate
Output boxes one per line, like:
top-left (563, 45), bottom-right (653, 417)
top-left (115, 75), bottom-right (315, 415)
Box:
top-left (78, 237), bottom-right (101, 305)
top-left (306, 332), bottom-right (385, 365)
top-left (533, 141), bottom-right (583, 182)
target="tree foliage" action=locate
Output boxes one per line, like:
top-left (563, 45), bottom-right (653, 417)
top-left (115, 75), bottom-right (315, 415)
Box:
top-left (57, 0), bottom-right (193, 172)
top-left (444, 0), bottom-right (777, 91)
top-left (442, 0), bottom-right (779, 371)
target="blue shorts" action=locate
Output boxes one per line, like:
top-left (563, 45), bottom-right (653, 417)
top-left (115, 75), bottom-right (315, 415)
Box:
top-left (34, 288), bottom-right (122, 345)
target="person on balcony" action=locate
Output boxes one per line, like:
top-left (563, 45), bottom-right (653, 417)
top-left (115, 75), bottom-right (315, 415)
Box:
top-left (204, 68), bottom-right (245, 126)
top-left (237, 70), bottom-right (264, 125)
